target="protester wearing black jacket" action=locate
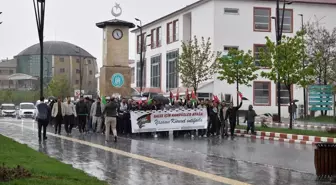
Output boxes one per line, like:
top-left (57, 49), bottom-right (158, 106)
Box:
top-left (224, 101), bottom-right (243, 137)
top-left (76, 96), bottom-right (89, 133)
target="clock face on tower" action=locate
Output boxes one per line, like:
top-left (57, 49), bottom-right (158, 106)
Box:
top-left (112, 29), bottom-right (123, 40)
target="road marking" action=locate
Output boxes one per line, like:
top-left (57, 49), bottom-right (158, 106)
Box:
top-left (1, 121), bottom-right (250, 185)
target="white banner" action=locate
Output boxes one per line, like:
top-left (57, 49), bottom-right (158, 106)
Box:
top-left (130, 108), bottom-right (208, 133)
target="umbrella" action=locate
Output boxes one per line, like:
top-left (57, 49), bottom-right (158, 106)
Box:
top-left (242, 97), bottom-right (249, 101)
top-left (293, 99), bottom-right (299, 102)
top-left (47, 96), bottom-right (56, 102)
top-left (152, 95), bottom-right (170, 104)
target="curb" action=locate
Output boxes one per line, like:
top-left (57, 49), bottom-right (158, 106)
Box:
top-left (254, 122), bottom-right (334, 130)
top-left (235, 133), bottom-right (316, 145)
top-left (235, 129), bottom-right (336, 144)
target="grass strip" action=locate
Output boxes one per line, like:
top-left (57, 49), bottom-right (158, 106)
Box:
top-left (297, 115), bottom-right (336, 124)
top-left (0, 134), bottom-right (108, 185)
top-left (236, 125), bottom-right (336, 138)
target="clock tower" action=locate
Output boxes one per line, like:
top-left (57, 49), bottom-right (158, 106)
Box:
top-left (96, 4), bottom-right (135, 97)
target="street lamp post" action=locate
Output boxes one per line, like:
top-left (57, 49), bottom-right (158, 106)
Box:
top-left (298, 13), bottom-right (307, 118)
top-left (275, 0), bottom-right (292, 123)
top-left (135, 18), bottom-right (144, 95)
top-left (33, 0), bottom-right (46, 98)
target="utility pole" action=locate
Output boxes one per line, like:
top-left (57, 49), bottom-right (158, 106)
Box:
top-left (299, 14), bottom-right (307, 118)
top-left (275, 0), bottom-right (292, 123)
top-left (135, 18), bottom-right (143, 95)
top-left (0, 12), bottom-right (3, 24)
top-left (33, 0), bottom-right (46, 98)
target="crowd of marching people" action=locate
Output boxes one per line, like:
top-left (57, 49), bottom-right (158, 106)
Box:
top-left (35, 93), bottom-right (260, 142)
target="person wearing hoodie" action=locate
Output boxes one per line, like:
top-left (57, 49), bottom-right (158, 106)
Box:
top-left (244, 105), bottom-right (258, 135)
top-left (76, 96), bottom-right (89, 133)
top-left (224, 100), bottom-right (243, 138)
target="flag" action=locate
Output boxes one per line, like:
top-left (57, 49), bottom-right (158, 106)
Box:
top-left (186, 88), bottom-right (189, 101)
top-left (213, 94), bottom-right (219, 103)
top-left (176, 88), bottom-right (180, 101)
top-left (191, 91), bottom-right (197, 105)
top-left (237, 91), bottom-right (243, 99)
top-left (147, 93), bottom-right (152, 105)
top-left (101, 96), bottom-right (107, 105)
top-left (170, 91), bottom-right (174, 104)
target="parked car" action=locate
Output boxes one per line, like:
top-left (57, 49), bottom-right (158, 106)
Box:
top-left (0, 103), bottom-right (16, 117)
top-left (17, 102), bottom-right (36, 119)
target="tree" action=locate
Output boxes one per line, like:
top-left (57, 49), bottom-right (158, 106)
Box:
top-left (217, 48), bottom-right (259, 97)
top-left (47, 75), bottom-right (71, 98)
top-left (259, 31), bottom-right (315, 129)
top-left (305, 20), bottom-right (336, 115)
top-left (178, 36), bottom-right (220, 93)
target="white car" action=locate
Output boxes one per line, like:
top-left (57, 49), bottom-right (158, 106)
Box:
top-left (1, 103), bottom-right (16, 117)
top-left (17, 103), bottom-right (36, 119)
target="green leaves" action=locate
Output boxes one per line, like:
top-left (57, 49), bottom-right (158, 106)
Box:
top-left (217, 49), bottom-right (258, 86)
top-left (47, 75), bottom-right (71, 98)
top-left (259, 31), bottom-right (315, 89)
top-left (178, 36), bottom-right (220, 92)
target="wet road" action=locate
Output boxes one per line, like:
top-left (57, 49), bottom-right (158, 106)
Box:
top-left (0, 119), bottom-right (326, 185)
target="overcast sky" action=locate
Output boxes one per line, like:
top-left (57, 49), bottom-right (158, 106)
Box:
top-left (0, 0), bottom-right (197, 67)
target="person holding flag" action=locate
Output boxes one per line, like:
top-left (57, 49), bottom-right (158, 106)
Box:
top-left (224, 91), bottom-right (243, 138)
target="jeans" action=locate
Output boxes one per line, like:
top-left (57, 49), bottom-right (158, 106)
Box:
top-left (78, 115), bottom-right (87, 133)
top-left (37, 119), bottom-right (48, 140)
top-left (64, 115), bottom-right (74, 134)
top-left (54, 115), bottom-right (63, 134)
top-left (229, 119), bottom-right (236, 136)
top-left (92, 116), bottom-right (103, 132)
top-left (247, 121), bottom-right (255, 134)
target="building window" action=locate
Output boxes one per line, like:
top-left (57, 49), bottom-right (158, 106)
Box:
top-left (76, 58), bottom-right (80, 63)
top-left (76, 69), bottom-right (80, 74)
top-left (167, 22), bottom-right (173, 44)
top-left (197, 93), bottom-right (211, 101)
top-left (151, 27), bottom-right (162, 49)
top-left (276, 84), bottom-right (293, 105)
top-left (150, 55), bottom-right (161, 88)
top-left (166, 50), bottom-right (179, 91)
top-left (76, 80), bottom-right (79, 84)
top-left (253, 81), bottom-right (271, 106)
top-left (223, 46), bottom-right (239, 55)
top-left (88, 60), bottom-right (91, 64)
top-left (137, 33), bottom-right (146, 54)
top-left (89, 70), bottom-right (92, 75)
top-left (173, 20), bottom-right (179, 41)
top-left (254, 7), bottom-right (271, 32)
top-left (88, 81), bottom-right (92, 85)
top-left (9, 70), bottom-right (13, 74)
top-left (60, 57), bottom-right (65, 62)
top-left (224, 8), bottom-right (239, 14)
top-left (279, 9), bottom-right (293, 33)
top-left (131, 67), bottom-right (135, 84)
top-left (253, 44), bottom-right (267, 66)
top-left (60, 68), bottom-right (65, 73)
top-left (136, 60), bottom-right (146, 87)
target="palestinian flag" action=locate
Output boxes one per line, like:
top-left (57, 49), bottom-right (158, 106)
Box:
top-left (137, 113), bottom-right (151, 129)
top-left (176, 88), bottom-right (180, 101)
top-left (191, 91), bottom-right (197, 105)
top-left (238, 91), bottom-right (248, 100)
top-left (147, 93), bottom-right (153, 105)
top-left (170, 91), bottom-right (174, 104)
